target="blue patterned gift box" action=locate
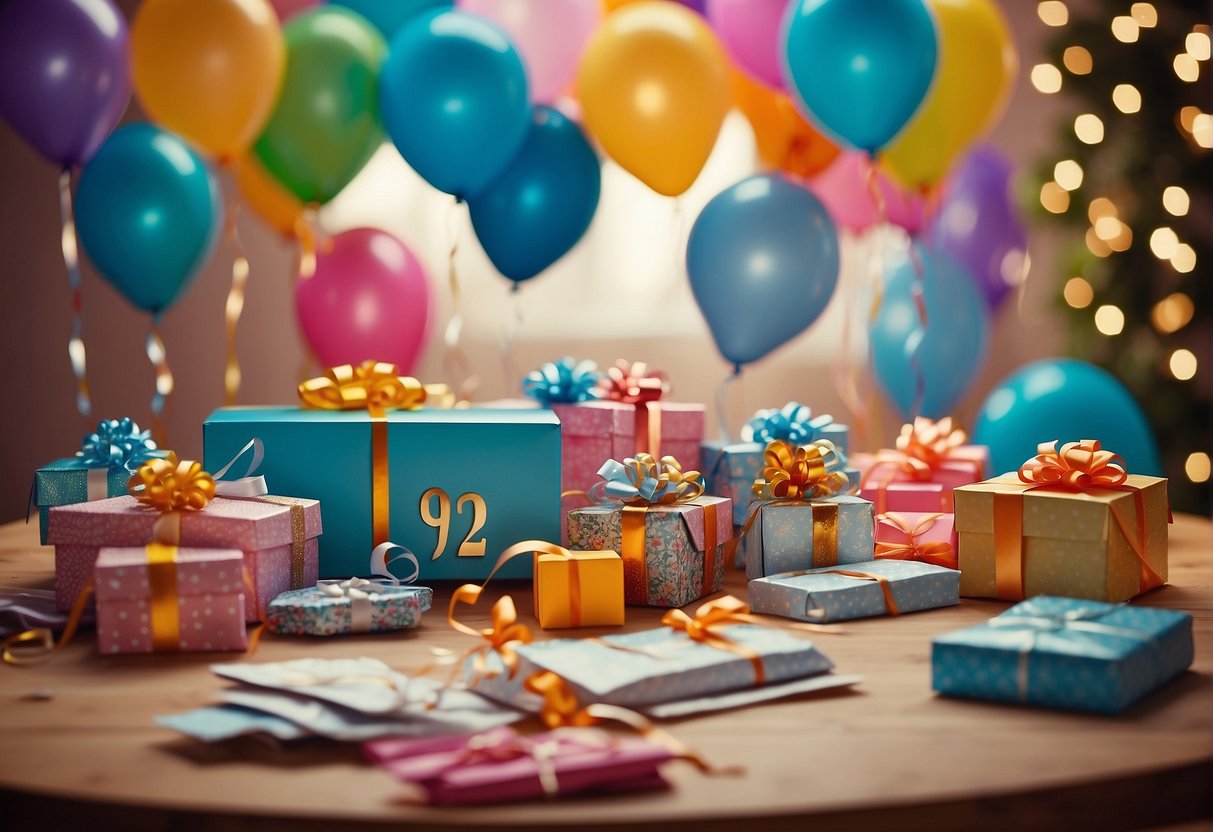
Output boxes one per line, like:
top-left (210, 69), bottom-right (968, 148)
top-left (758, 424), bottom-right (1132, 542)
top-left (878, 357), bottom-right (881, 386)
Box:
top-left (266, 582), bottom-right (432, 637)
top-left (931, 596), bottom-right (1193, 714)
top-left (749, 559), bottom-right (960, 623)
top-left (743, 496), bottom-right (875, 579)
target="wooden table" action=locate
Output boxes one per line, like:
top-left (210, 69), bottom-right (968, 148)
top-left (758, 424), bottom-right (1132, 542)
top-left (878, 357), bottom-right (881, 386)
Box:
top-left (0, 516), bottom-right (1209, 831)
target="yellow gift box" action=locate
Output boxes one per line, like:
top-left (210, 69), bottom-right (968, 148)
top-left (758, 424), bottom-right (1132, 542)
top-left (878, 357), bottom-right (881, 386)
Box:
top-left (534, 548), bottom-right (625, 629)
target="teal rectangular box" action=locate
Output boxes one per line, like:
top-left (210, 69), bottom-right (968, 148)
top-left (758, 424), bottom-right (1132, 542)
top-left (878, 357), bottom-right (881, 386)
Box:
top-left (203, 407), bottom-right (561, 581)
top-left (34, 459), bottom-right (131, 544)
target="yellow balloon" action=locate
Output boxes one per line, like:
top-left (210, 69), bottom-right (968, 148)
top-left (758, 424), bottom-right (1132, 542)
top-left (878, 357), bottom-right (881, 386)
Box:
top-left (882, 0), bottom-right (1017, 190)
top-left (578, 2), bottom-right (730, 197)
top-left (235, 152), bottom-right (304, 239)
top-left (731, 69), bottom-right (841, 179)
top-left (132, 0), bottom-right (285, 161)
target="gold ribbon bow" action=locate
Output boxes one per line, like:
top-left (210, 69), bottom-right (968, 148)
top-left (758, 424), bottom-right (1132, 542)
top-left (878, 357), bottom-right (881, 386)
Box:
top-left (596, 359), bottom-right (666, 456)
top-left (1017, 439), bottom-right (1128, 489)
top-left (752, 440), bottom-right (849, 501)
top-left (298, 361), bottom-right (428, 417)
top-left (660, 596), bottom-right (771, 685)
top-left (605, 453), bottom-right (705, 506)
top-left (446, 583), bottom-right (534, 683)
top-left (127, 454), bottom-right (216, 513)
top-left (874, 512), bottom-right (956, 569)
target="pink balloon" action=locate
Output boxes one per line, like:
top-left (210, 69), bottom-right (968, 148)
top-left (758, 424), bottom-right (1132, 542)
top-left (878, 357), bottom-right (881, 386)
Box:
top-left (707, 0), bottom-right (787, 89)
top-left (270, 0), bottom-right (319, 21)
top-left (458, 0), bottom-right (600, 103)
top-left (295, 228), bottom-right (433, 373)
top-left (808, 152), bottom-right (925, 235)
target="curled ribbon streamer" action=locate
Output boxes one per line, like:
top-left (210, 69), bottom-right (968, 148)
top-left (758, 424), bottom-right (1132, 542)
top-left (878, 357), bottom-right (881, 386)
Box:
top-left (128, 454), bottom-right (216, 513)
top-left (222, 176), bottom-right (249, 406)
top-left (59, 168), bottom-right (91, 416)
top-left (146, 318), bottom-right (173, 446)
top-left (874, 512), bottom-right (955, 569)
top-left (743, 403), bottom-right (836, 447)
top-left (597, 360), bottom-right (667, 456)
top-left (77, 417), bottom-right (162, 470)
top-left (590, 454), bottom-right (705, 507)
top-left (522, 357), bottom-right (602, 405)
top-left (212, 437), bottom-right (268, 498)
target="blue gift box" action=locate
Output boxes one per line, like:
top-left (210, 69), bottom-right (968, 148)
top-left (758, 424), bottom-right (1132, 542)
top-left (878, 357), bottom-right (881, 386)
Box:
top-left (742, 495), bottom-right (874, 579)
top-left (749, 559), bottom-right (959, 622)
top-left (34, 459), bottom-right (132, 544)
top-left (203, 407), bottom-right (560, 581)
top-left (931, 596), bottom-right (1193, 714)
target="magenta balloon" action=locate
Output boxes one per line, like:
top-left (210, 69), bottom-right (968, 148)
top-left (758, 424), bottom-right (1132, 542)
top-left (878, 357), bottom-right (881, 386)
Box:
top-left (0, 0), bottom-right (130, 166)
top-left (808, 152), bottom-right (925, 234)
top-left (295, 228), bottom-right (433, 373)
top-left (458, 0), bottom-right (600, 103)
top-left (706, 0), bottom-right (786, 89)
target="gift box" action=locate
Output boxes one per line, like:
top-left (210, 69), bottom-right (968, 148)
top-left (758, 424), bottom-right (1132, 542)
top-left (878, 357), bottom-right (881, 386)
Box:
top-left (95, 545), bottom-right (248, 654)
top-left (203, 363), bottom-right (560, 581)
top-left (874, 511), bottom-right (957, 570)
top-left (534, 548), bottom-right (624, 629)
top-left (49, 494), bottom-right (321, 622)
top-left (953, 471), bottom-right (1169, 603)
top-left (852, 417), bottom-right (988, 514)
top-left (749, 559), bottom-right (960, 623)
top-left (266, 580), bottom-right (432, 636)
top-left (931, 596), bottom-right (1193, 714)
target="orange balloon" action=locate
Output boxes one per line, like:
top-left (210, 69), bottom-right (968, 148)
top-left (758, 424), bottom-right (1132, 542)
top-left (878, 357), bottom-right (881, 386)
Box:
top-left (578, 2), bottom-right (730, 197)
top-left (730, 69), bottom-right (840, 179)
top-left (235, 152), bottom-right (303, 238)
top-left (132, 0), bottom-right (285, 160)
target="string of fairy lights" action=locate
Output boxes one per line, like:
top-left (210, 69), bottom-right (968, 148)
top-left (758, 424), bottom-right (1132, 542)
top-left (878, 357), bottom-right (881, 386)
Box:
top-left (1029, 0), bottom-right (1210, 490)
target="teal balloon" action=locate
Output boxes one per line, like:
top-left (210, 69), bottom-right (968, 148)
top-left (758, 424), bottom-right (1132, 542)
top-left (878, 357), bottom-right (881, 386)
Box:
top-left (75, 123), bottom-right (221, 315)
top-left (781, 0), bottom-right (938, 152)
top-left (380, 9), bottom-right (530, 199)
top-left (974, 359), bottom-right (1162, 477)
top-left (870, 246), bottom-right (988, 419)
top-left (468, 106), bottom-right (600, 284)
top-left (687, 174), bottom-right (839, 371)
top-left (332, 0), bottom-right (452, 40)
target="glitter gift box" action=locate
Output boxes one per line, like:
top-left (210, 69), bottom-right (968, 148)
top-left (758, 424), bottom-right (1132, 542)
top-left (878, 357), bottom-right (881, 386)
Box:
top-left (749, 559), bottom-right (960, 623)
top-left (852, 418), bottom-right (988, 514)
top-left (49, 494), bottom-right (321, 622)
top-left (94, 546), bottom-right (248, 654)
top-left (266, 581), bottom-right (432, 636)
top-left (931, 596), bottom-right (1193, 714)
top-left (873, 511), bottom-right (958, 570)
top-left (742, 496), bottom-right (875, 579)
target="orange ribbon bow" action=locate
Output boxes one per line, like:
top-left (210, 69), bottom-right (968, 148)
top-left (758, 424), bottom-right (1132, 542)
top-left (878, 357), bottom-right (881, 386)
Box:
top-left (660, 596), bottom-right (771, 685)
top-left (1018, 439), bottom-right (1128, 489)
top-left (874, 512), bottom-right (956, 569)
top-left (446, 586), bottom-right (534, 683)
top-left (128, 454), bottom-right (217, 513)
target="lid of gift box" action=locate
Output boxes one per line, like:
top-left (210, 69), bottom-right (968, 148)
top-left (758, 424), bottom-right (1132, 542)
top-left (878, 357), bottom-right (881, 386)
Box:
top-left (94, 546), bottom-right (246, 602)
top-left (47, 495), bottom-right (322, 551)
top-left (550, 401), bottom-right (703, 441)
top-left (953, 473), bottom-right (1167, 542)
top-left (34, 458), bottom-right (130, 507)
top-left (570, 495), bottom-right (733, 553)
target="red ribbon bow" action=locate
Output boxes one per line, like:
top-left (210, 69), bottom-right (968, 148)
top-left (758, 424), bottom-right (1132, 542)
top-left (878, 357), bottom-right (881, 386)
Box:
top-left (596, 360), bottom-right (666, 404)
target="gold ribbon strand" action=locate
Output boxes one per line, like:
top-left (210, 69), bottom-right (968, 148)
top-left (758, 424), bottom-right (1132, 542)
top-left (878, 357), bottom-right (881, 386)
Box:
top-left (59, 168), bottom-right (91, 416)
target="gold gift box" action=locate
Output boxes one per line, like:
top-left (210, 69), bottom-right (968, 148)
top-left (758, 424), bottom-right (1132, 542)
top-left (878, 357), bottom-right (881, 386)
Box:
top-left (534, 549), bottom-right (625, 629)
top-left (954, 473), bottom-right (1169, 602)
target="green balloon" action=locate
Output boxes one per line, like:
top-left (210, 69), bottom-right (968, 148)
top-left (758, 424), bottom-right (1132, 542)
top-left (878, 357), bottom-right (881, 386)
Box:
top-left (254, 7), bottom-right (385, 204)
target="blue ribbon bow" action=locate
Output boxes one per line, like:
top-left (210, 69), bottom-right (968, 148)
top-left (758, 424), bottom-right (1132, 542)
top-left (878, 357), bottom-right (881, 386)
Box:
top-left (744, 403), bottom-right (835, 446)
top-left (76, 418), bottom-right (164, 470)
top-left (522, 358), bottom-right (602, 405)
top-left (592, 455), bottom-right (704, 506)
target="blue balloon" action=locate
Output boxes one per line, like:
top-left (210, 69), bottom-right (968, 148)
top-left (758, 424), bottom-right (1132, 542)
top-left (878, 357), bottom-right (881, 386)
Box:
top-left (75, 123), bottom-right (221, 315)
top-left (870, 246), bottom-right (989, 419)
top-left (781, 0), bottom-right (938, 153)
top-left (687, 174), bottom-right (839, 371)
top-left (331, 0), bottom-right (452, 40)
top-left (468, 106), bottom-right (600, 284)
top-left (380, 9), bottom-right (530, 199)
top-left (974, 359), bottom-right (1162, 477)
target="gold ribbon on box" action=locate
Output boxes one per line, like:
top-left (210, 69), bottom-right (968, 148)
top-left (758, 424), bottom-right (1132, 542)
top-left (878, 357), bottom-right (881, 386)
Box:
top-left (989, 440), bottom-right (1165, 602)
top-left (778, 569), bottom-right (901, 618)
top-left (728, 440), bottom-right (850, 572)
top-left (596, 360), bottom-right (668, 457)
top-left (299, 361), bottom-right (454, 548)
top-left (874, 512), bottom-right (956, 569)
top-left (859, 417), bottom-right (982, 514)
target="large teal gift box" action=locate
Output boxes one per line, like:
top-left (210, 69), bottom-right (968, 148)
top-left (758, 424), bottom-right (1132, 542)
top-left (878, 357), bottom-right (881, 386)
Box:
top-left (931, 596), bottom-right (1193, 714)
top-left (749, 560), bottom-right (960, 623)
top-left (204, 405), bottom-right (560, 581)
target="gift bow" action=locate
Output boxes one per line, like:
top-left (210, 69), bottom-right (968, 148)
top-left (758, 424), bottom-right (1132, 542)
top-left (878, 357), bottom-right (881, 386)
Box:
top-left (522, 357), bottom-right (602, 405)
top-left (874, 512), bottom-right (955, 568)
top-left (1018, 440), bottom-right (1128, 489)
top-left (319, 543), bottom-right (420, 636)
top-left (752, 440), bottom-right (849, 501)
top-left (743, 403), bottom-right (835, 446)
top-left (446, 587), bottom-right (534, 682)
top-left (864, 417), bottom-right (969, 482)
top-left (128, 454), bottom-right (216, 513)
top-left (77, 417), bottom-right (163, 470)
top-left (593, 454), bottom-right (704, 506)
top-left (298, 361), bottom-right (452, 417)
top-left (660, 596), bottom-right (771, 684)
top-left (596, 359), bottom-right (667, 405)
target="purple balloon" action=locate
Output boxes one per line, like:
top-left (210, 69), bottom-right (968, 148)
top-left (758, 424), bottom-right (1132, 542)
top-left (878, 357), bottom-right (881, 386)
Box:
top-left (926, 145), bottom-right (1028, 312)
top-left (0, 0), bottom-right (130, 167)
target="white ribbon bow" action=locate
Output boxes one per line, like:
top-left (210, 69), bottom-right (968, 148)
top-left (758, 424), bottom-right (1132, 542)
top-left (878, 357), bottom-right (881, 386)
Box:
top-left (318, 543), bottom-right (422, 634)
top-left (212, 437), bottom-right (269, 498)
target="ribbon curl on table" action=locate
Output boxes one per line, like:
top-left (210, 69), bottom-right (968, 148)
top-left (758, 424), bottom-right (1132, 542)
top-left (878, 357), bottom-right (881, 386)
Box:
top-left (874, 512), bottom-right (956, 569)
top-left (77, 417), bottom-right (164, 470)
top-left (743, 403), bottom-right (837, 447)
top-left (596, 359), bottom-right (668, 456)
top-left (522, 357), bottom-right (602, 405)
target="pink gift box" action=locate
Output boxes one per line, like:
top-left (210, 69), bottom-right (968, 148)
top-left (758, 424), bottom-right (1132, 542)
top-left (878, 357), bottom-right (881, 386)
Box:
top-left (853, 446), bottom-right (988, 514)
top-left (49, 495), bottom-right (321, 622)
top-left (873, 511), bottom-right (958, 570)
top-left (94, 546), bottom-right (248, 654)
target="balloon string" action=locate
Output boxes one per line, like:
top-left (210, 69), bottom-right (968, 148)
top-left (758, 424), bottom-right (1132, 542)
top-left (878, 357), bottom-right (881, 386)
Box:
top-left (715, 369), bottom-right (741, 443)
top-left (59, 169), bottom-right (91, 416)
top-left (443, 198), bottom-right (479, 401)
top-left (500, 287), bottom-right (524, 398)
top-left (146, 316), bottom-right (173, 447)
top-left (906, 242), bottom-right (929, 421)
top-left (222, 168), bottom-right (248, 405)
top-left (294, 207), bottom-right (321, 384)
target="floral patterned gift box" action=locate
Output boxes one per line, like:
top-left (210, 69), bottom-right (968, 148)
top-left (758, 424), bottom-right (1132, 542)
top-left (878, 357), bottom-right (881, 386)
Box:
top-left (931, 596), bottom-right (1193, 714)
top-left (267, 581), bottom-right (432, 636)
top-left (749, 560), bottom-right (960, 623)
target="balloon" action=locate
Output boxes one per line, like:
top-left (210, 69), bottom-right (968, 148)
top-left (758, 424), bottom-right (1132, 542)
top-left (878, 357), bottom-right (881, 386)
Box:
top-left (869, 245), bottom-right (988, 419)
top-left (974, 359), bottom-right (1161, 477)
top-left (782, 0), bottom-right (938, 153)
top-left (579, 1), bottom-right (729, 197)
top-left (235, 152), bottom-right (303, 238)
top-left (605, 0), bottom-right (705, 12)
top-left (332, 0), bottom-right (453, 40)
top-left (882, 0), bottom-right (1016, 189)
top-left (380, 10), bottom-right (530, 199)
top-left (468, 106), bottom-right (601, 284)
top-left (810, 152), bottom-right (925, 234)
top-left (295, 228), bottom-right (433, 372)
top-left (927, 146), bottom-right (1027, 311)
top-left (0, 0), bottom-right (130, 167)
top-left (708, 0), bottom-right (787, 89)
top-left (458, 0), bottom-right (600, 103)
top-left (131, 0), bottom-right (285, 160)
top-left (254, 7), bottom-right (386, 204)
top-left (75, 124), bottom-right (221, 314)
top-left (731, 69), bottom-right (840, 179)
top-left (687, 174), bottom-right (840, 369)
top-left (269, 0), bottom-right (318, 21)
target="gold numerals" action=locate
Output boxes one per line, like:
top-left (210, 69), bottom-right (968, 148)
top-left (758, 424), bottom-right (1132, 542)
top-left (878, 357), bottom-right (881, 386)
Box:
top-left (419, 487), bottom-right (488, 559)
